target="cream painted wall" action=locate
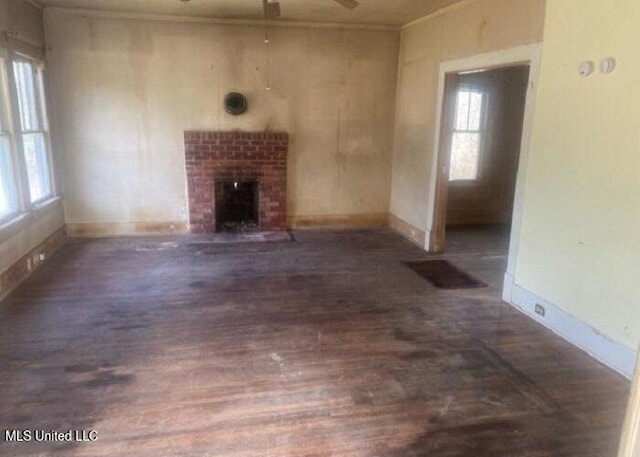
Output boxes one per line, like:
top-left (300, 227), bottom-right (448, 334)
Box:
top-left (0, 0), bottom-right (65, 279)
top-left (44, 10), bottom-right (399, 231)
top-left (516, 0), bottom-right (640, 349)
top-left (389, 0), bottom-right (545, 233)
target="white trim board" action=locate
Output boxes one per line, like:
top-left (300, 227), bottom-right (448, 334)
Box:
top-left (618, 350), bottom-right (640, 456)
top-left (503, 273), bottom-right (637, 379)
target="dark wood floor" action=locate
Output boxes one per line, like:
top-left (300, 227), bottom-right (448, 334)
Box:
top-left (0, 228), bottom-right (630, 456)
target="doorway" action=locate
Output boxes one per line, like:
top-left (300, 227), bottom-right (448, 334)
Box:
top-left (430, 64), bottom-right (530, 254)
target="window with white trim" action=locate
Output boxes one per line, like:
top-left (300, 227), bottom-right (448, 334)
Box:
top-left (449, 88), bottom-right (486, 182)
top-left (0, 60), bottom-right (20, 221)
top-left (0, 51), bottom-right (55, 226)
top-left (13, 59), bottom-right (53, 203)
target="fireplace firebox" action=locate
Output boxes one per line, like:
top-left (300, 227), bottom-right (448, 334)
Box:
top-left (215, 180), bottom-right (259, 232)
top-left (184, 131), bottom-right (288, 233)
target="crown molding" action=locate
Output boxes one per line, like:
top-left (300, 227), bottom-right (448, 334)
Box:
top-left (43, 7), bottom-right (400, 32)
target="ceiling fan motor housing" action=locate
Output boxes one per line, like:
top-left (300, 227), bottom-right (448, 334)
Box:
top-left (262, 0), bottom-right (359, 19)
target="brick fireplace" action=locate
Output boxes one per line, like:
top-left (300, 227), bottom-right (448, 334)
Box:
top-left (184, 131), bottom-right (288, 233)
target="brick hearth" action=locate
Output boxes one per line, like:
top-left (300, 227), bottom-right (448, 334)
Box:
top-left (184, 131), bottom-right (289, 233)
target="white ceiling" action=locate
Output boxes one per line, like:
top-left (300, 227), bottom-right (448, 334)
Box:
top-left (37, 0), bottom-right (464, 26)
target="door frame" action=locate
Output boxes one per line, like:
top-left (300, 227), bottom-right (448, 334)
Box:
top-left (618, 348), bottom-right (640, 457)
top-left (425, 44), bottom-right (542, 293)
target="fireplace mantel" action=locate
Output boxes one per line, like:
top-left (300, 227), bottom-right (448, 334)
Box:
top-left (184, 131), bottom-right (289, 233)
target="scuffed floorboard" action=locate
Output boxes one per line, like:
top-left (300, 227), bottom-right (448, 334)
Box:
top-left (0, 229), bottom-right (629, 456)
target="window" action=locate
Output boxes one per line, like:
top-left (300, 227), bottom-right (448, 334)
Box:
top-left (0, 62), bottom-right (19, 221)
top-left (0, 51), bottom-right (55, 226)
top-left (13, 59), bottom-right (52, 202)
top-left (449, 88), bottom-right (486, 181)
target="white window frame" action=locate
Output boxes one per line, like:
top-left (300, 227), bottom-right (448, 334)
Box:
top-left (9, 54), bottom-right (56, 205)
top-left (0, 48), bottom-right (57, 228)
top-left (0, 55), bottom-right (23, 225)
top-left (448, 86), bottom-right (489, 183)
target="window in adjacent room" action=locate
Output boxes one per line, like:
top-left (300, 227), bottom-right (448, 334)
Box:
top-left (13, 59), bottom-right (52, 203)
top-left (449, 88), bottom-right (486, 181)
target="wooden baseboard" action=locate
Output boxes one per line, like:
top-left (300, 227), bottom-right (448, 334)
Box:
top-left (388, 213), bottom-right (426, 247)
top-left (66, 221), bottom-right (188, 238)
top-left (289, 213), bottom-right (389, 229)
top-left (0, 227), bottom-right (68, 301)
top-left (69, 216), bottom-right (390, 235)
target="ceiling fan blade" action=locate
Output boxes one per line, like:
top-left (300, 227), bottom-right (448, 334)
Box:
top-left (334, 0), bottom-right (359, 9)
top-left (263, 0), bottom-right (281, 18)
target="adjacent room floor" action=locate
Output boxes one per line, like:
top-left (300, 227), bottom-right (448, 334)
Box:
top-left (0, 228), bottom-right (630, 456)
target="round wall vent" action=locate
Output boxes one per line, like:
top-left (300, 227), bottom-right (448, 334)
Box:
top-left (224, 92), bottom-right (248, 115)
